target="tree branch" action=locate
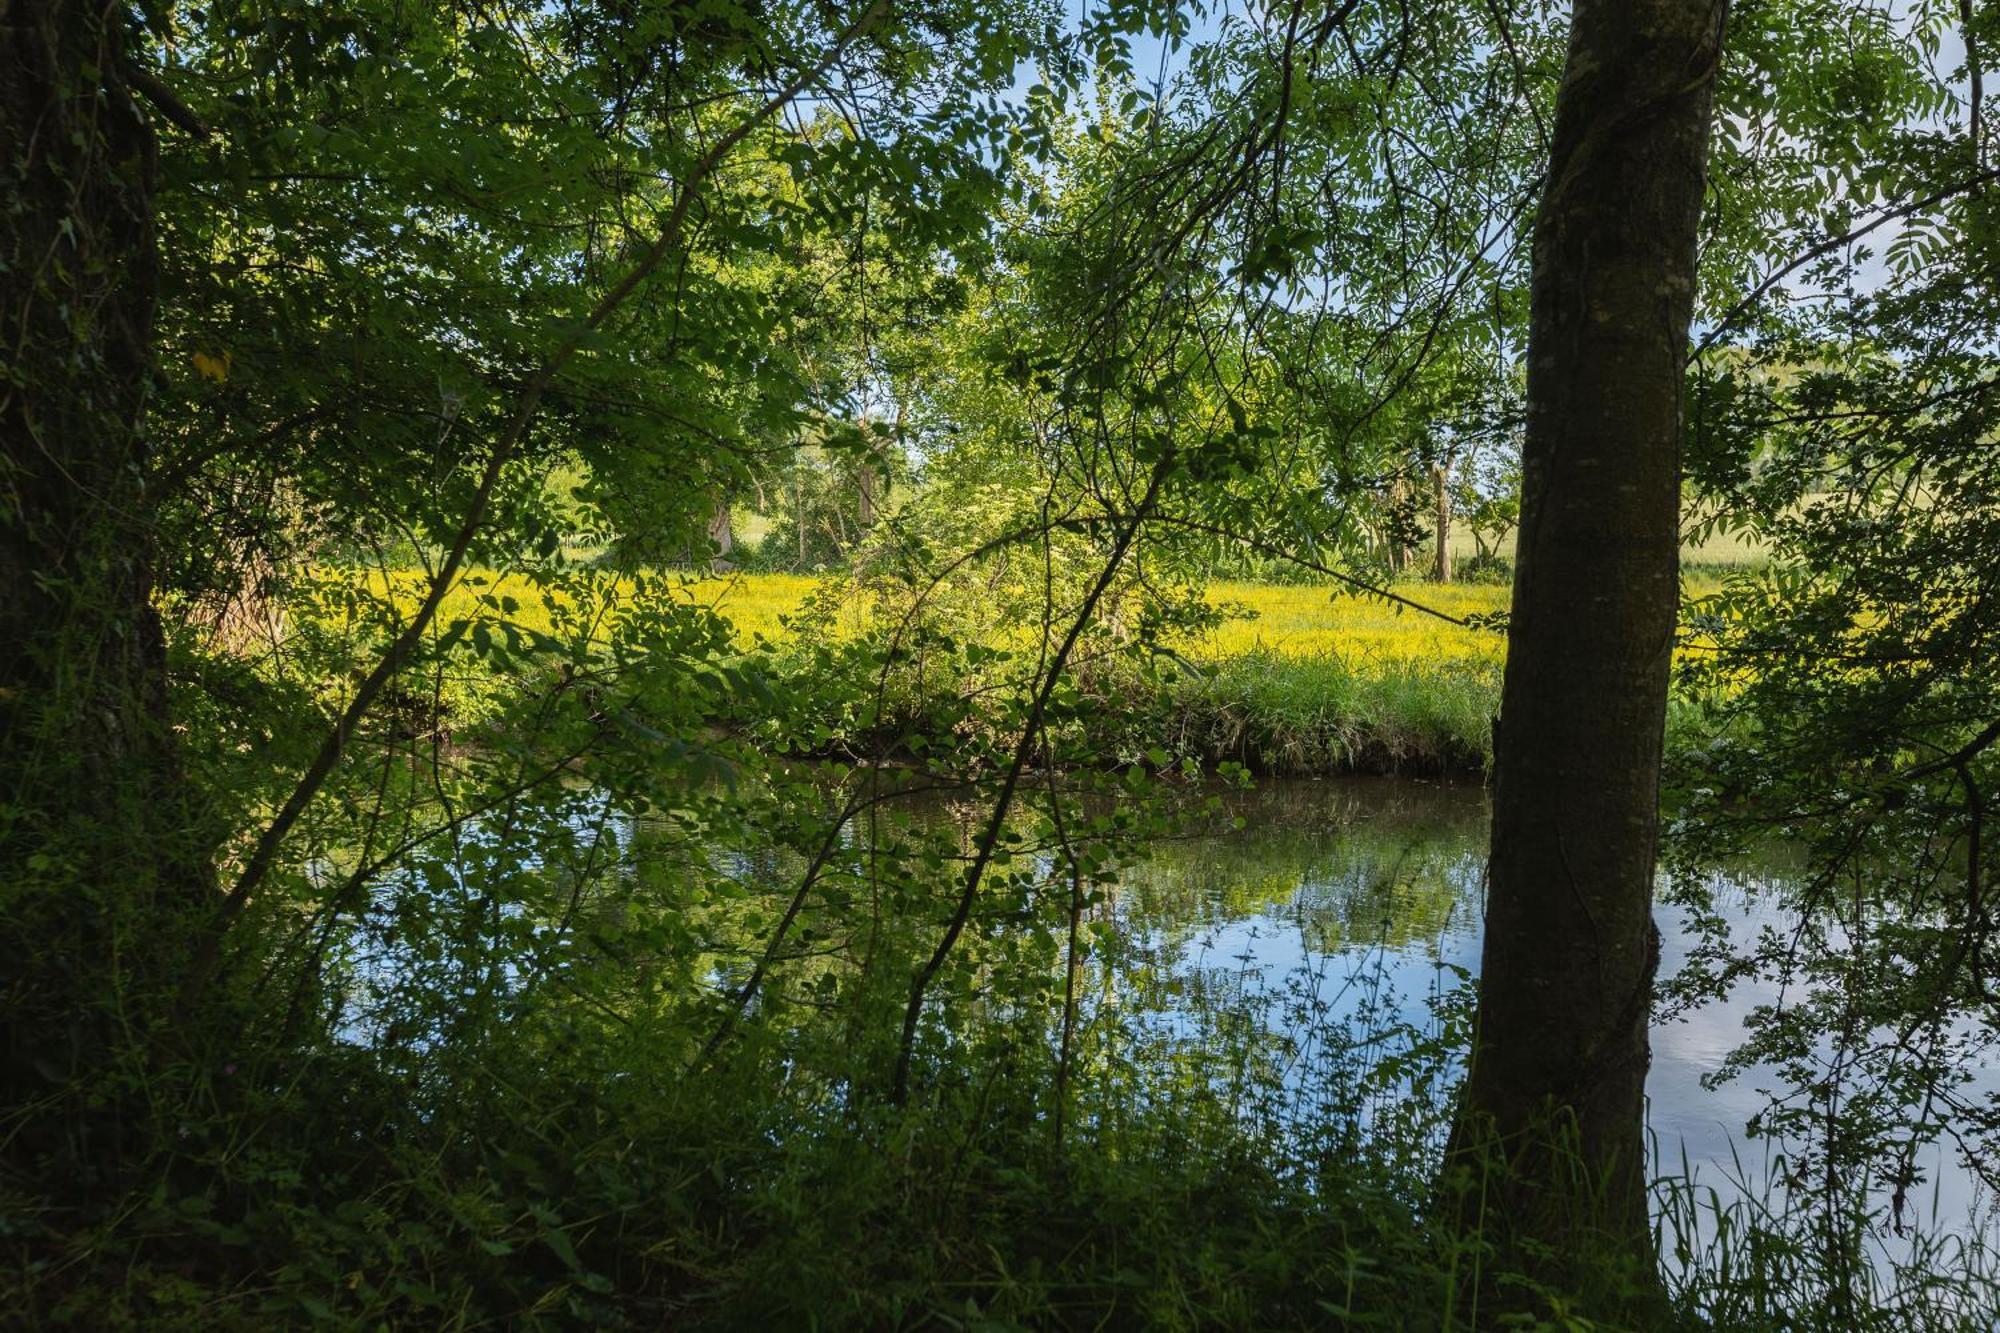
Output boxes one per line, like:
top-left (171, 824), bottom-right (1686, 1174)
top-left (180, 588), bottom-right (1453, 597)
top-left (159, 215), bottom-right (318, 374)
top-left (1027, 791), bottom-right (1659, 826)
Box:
top-left (175, 1), bottom-right (895, 1020)
top-left (127, 66), bottom-right (209, 139)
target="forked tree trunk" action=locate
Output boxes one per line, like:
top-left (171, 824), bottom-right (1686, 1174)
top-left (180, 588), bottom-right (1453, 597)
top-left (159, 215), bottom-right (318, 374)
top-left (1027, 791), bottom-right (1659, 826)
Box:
top-left (1449, 0), bottom-right (1725, 1303)
top-left (857, 460), bottom-right (878, 530)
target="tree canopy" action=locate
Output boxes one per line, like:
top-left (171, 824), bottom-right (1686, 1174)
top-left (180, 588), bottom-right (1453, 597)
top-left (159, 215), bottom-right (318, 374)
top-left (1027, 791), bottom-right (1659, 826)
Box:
top-left (6, 0), bottom-right (2000, 1325)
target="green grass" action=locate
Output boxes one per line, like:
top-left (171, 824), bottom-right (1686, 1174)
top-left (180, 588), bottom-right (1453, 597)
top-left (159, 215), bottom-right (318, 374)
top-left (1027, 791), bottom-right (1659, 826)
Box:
top-left (1153, 650), bottom-right (1499, 775)
top-left (325, 565), bottom-right (1748, 777)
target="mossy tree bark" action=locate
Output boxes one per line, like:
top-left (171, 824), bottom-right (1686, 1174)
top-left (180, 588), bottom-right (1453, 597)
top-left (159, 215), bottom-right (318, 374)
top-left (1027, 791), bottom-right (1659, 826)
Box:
top-left (1450, 0), bottom-right (1726, 1300)
top-left (2, 2), bottom-right (212, 1087)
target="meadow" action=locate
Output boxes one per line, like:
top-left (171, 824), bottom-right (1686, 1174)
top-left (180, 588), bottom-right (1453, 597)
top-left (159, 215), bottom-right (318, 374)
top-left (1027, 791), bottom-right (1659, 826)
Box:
top-left (350, 567), bottom-right (1511, 663)
top-left (1194, 579), bottom-right (1507, 666)
top-left (324, 569), bottom-right (1505, 772)
top-left (326, 564), bottom-right (1747, 775)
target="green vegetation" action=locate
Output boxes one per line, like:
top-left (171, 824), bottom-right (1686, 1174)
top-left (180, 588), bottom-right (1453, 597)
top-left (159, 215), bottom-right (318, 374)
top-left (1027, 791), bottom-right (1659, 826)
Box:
top-left (322, 567), bottom-right (1512, 771)
top-left (327, 569), bottom-right (1782, 777)
top-left (6, 0), bottom-right (2000, 1328)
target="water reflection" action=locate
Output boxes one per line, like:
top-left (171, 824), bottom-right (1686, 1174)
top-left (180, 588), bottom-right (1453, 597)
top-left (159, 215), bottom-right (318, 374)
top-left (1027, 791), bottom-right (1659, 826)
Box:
top-left (333, 767), bottom-right (1997, 1270)
top-left (1080, 777), bottom-right (1998, 1265)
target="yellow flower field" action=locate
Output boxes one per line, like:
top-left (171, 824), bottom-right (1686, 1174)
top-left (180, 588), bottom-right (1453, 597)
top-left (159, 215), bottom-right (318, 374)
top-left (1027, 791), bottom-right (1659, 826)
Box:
top-left (341, 568), bottom-right (832, 647)
top-left (653, 571), bottom-right (1511, 665)
top-left (341, 568), bottom-right (1724, 672)
top-left (1193, 580), bottom-right (1507, 667)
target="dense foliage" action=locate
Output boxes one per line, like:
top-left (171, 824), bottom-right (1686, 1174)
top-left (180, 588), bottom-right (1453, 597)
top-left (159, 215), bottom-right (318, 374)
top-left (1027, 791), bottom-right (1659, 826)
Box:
top-left (6, 0), bottom-right (2000, 1327)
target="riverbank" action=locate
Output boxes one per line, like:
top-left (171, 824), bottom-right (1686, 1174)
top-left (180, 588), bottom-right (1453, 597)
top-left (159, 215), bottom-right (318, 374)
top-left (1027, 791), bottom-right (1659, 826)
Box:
top-left (319, 569), bottom-right (1765, 778)
top-left (696, 572), bottom-right (1507, 776)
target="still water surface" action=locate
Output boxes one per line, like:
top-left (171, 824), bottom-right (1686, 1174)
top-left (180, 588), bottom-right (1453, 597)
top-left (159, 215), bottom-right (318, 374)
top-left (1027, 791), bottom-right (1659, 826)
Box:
top-left (347, 768), bottom-right (1996, 1270)
top-left (1039, 775), bottom-right (1997, 1255)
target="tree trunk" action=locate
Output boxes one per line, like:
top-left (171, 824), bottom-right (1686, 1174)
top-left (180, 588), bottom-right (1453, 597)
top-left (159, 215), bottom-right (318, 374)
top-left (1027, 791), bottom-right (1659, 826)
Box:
top-left (708, 492), bottom-right (735, 570)
top-left (1430, 460), bottom-right (1453, 583)
top-left (1388, 474), bottom-right (1405, 574)
top-left (2, 4), bottom-right (213, 1084)
top-left (857, 460), bottom-right (878, 530)
top-left (1449, 0), bottom-right (1724, 1303)
top-left (795, 466), bottom-right (808, 567)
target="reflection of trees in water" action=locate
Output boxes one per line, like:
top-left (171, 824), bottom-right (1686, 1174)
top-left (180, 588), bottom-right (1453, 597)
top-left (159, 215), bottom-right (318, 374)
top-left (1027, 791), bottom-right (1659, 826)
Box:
top-left (1113, 780), bottom-right (1486, 954)
top-left (620, 782), bottom-right (985, 1041)
top-left (329, 771), bottom-right (1490, 1099)
top-left (625, 775), bottom-right (1492, 1028)
top-left (1076, 784), bottom-right (1486, 1125)
top-left (1290, 843), bottom-right (1482, 955)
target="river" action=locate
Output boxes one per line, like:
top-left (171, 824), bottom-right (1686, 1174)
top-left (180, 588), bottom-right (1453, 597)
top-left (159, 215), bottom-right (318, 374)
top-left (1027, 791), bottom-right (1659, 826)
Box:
top-left (1055, 775), bottom-right (1999, 1273)
top-left (338, 766), bottom-right (1998, 1284)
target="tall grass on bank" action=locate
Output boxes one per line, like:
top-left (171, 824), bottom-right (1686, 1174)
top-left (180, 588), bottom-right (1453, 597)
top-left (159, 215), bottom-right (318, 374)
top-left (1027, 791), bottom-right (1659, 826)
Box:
top-left (1655, 1139), bottom-right (2000, 1331)
top-left (317, 569), bottom-right (1750, 776)
top-left (1155, 650), bottom-right (1499, 775)
top-left (1156, 582), bottom-right (1507, 773)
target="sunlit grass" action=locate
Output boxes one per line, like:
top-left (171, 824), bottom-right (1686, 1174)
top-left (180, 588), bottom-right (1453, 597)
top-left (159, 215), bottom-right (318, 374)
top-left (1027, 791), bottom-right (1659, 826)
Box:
top-left (348, 567), bottom-right (1516, 666)
top-left (1193, 579), bottom-right (1508, 667)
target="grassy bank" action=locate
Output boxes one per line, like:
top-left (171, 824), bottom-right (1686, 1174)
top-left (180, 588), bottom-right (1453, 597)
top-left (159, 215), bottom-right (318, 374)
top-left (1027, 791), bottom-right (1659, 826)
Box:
top-left (1157, 581), bottom-right (1504, 774)
top-left (524, 571), bottom-right (1508, 773)
top-left (1157, 649), bottom-right (1498, 775)
top-left (321, 569), bottom-right (1759, 777)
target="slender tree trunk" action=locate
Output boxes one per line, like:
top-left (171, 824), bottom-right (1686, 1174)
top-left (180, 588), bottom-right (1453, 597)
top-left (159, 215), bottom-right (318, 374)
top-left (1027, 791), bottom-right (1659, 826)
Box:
top-left (1431, 460), bottom-right (1453, 583)
top-left (1449, 0), bottom-right (1725, 1303)
top-left (857, 461), bottom-right (878, 529)
top-left (795, 465), bottom-right (808, 567)
top-left (2, 3), bottom-right (212, 1084)
top-left (708, 492), bottom-right (734, 570)
top-left (854, 411), bottom-right (880, 536)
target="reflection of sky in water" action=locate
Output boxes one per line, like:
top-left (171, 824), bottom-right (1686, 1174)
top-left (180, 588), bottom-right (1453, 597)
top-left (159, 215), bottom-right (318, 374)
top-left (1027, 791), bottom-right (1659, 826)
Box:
top-left (334, 769), bottom-right (1997, 1276)
top-left (1118, 778), bottom-right (1998, 1265)
top-left (333, 787), bottom-right (624, 1050)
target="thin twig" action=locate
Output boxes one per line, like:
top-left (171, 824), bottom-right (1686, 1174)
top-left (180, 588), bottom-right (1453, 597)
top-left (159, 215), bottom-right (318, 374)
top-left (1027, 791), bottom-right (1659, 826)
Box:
top-left (891, 460), bottom-right (1168, 1104)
